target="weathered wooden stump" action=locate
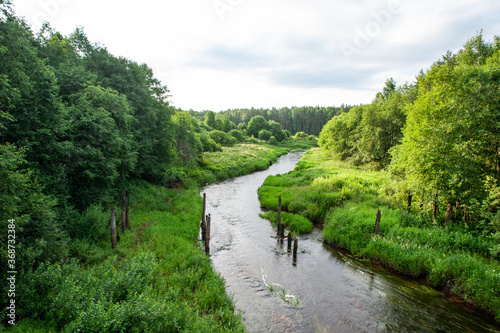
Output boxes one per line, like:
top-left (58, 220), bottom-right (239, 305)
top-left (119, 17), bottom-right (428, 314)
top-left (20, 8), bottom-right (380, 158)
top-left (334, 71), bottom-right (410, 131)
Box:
top-left (293, 238), bottom-right (298, 261)
top-left (287, 232), bottom-right (292, 252)
top-left (205, 214), bottom-right (211, 255)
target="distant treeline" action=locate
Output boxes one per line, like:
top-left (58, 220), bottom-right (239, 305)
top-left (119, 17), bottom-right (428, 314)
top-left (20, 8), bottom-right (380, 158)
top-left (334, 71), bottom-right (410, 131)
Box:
top-left (191, 105), bottom-right (351, 136)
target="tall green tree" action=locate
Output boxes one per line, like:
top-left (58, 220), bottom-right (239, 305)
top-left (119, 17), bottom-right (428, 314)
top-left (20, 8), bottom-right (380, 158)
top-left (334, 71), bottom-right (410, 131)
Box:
top-left (390, 33), bottom-right (500, 222)
top-left (247, 115), bottom-right (269, 138)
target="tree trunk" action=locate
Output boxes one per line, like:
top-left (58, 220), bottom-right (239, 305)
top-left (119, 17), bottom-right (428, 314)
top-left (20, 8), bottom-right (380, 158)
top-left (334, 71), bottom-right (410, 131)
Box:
top-left (407, 190), bottom-right (412, 213)
top-left (445, 202), bottom-right (453, 226)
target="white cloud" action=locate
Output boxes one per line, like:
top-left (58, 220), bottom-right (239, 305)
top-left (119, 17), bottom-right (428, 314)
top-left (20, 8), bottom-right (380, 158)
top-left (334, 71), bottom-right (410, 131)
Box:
top-left (12, 0), bottom-right (500, 111)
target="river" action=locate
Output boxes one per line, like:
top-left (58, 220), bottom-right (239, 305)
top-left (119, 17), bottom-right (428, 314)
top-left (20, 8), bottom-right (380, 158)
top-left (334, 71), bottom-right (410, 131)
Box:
top-left (201, 151), bottom-right (500, 332)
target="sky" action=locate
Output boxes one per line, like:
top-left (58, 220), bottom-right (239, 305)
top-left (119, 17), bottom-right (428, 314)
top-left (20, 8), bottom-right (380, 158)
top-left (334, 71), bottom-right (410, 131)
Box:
top-left (12, 0), bottom-right (500, 112)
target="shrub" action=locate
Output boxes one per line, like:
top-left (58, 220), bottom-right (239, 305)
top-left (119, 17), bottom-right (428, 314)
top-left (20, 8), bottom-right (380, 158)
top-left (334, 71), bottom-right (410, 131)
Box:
top-left (258, 129), bottom-right (272, 141)
top-left (69, 204), bottom-right (108, 243)
top-left (295, 131), bottom-right (308, 138)
top-left (269, 136), bottom-right (278, 145)
top-left (209, 130), bottom-right (237, 147)
top-left (198, 133), bottom-right (222, 152)
top-left (228, 129), bottom-right (245, 142)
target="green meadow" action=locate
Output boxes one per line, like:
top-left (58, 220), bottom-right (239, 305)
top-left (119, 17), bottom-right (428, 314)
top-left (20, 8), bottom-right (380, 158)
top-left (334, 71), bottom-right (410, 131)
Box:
top-left (258, 148), bottom-right (500, 321)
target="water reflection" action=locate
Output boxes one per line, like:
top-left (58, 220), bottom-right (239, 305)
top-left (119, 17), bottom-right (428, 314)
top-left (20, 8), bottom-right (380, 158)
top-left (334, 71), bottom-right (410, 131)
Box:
top-left (202, 152), bottom-right (500, 333)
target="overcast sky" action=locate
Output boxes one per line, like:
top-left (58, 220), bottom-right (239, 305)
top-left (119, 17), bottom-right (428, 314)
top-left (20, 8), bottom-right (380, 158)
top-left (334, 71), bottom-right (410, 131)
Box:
top-left (12, 0), bottom-right (500, 111)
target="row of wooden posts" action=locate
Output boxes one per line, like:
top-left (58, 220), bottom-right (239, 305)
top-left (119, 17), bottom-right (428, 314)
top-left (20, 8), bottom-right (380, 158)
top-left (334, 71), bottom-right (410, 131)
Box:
top-left (277, 195), bottom-right (299, 263)
top-left (111, 189), bottom-right (130, 249)
top-left (110, 190), bottom-right (385, 251)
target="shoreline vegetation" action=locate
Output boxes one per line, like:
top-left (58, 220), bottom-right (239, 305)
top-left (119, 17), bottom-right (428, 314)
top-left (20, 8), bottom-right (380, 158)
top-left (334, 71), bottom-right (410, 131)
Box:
top-left (4, 139), bottom-right (315, 332)
top-left (258, 147), bottom-right (500, 322)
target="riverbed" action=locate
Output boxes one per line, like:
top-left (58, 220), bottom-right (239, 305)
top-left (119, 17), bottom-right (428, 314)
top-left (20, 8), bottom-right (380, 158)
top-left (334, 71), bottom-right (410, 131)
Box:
top-left (202, 151), bottom-right (500, 332)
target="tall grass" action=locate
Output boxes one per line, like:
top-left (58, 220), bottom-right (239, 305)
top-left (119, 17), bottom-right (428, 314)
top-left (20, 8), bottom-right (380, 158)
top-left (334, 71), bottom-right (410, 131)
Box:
top-left (13, 181), bottom-right (246, 332)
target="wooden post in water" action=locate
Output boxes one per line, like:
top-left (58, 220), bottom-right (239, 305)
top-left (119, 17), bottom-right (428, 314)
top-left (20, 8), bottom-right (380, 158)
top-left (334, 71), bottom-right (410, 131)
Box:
top-left (374, 209), bottom-right (381, 235)
top-left (125, 188), bottom-right (130, 229)
top-left (287, 232), bottom-right (292, 252)
top-left (293, 238), bottom-right (298, 262)
top-left (111, 207), bottom-right (117, 249)
top-left (277, 195), bottom-right (282, 238)
top-left (121, 192), bottom-right (126, 233)
top-left (205, 214), bottom-right (211, 255)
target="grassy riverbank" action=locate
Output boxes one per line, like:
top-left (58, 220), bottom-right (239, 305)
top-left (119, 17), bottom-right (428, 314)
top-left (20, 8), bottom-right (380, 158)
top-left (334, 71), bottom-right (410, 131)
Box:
top-left (258, 148), bottom-right (500, 321)
top-left (6, 140), bottom-right (315, 332)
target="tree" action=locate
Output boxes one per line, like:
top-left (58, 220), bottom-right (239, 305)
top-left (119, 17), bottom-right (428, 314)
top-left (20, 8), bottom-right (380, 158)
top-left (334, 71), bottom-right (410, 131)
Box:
top-left (390, 33), bottom-right (500, 223)
top-left (268, 120), bottom-right (286, 142)
top-left (247, 116), bottom-right (269, 137)
top-left (67, 85), bottom-right (136, 208)
top-left (204, 111), bottom-right (217, 129)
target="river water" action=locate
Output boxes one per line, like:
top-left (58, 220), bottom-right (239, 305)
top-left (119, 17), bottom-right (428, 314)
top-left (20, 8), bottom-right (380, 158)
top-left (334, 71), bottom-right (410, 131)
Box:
top-left (202, 151), bottom-right (500, 333)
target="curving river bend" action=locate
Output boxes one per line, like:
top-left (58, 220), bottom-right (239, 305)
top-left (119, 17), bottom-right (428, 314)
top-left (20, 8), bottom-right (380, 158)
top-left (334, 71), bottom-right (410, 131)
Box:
top-left (202, 151), bottom-right (500, 333)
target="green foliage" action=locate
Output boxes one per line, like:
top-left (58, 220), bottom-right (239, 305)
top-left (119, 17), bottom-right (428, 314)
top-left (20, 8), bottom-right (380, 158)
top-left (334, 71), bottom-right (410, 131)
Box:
top-left (198, 132), bottom-right (222, 152)
top-left (68, 204), bottom-right (109, 243)
top-left (211, 105), bottom-right (347, 136)
top-left (9, 184), bottom-right (246, 332)
top-left (204, 110), bottom-right (217, 129)
top-left (390, 33), bottom-right (500, 226)
top-left (258, 129), bottom-right (272, 141)
top-left (228, 129), bottom-right (245, 142)
top-left (247, 115), bottom-right (269, 137)
top-left (294, 131), bottom-right (308, 138)
top-left (209, 130), bottom-right (237, 147)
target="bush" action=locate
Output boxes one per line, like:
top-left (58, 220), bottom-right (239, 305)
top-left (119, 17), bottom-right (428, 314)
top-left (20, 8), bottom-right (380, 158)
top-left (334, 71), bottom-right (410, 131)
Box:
top-left (209, 130), bottom-right (237, 147)
top-left (228, 129), bottom-right (245, 143)
top-left (269, 136), bottom-right (278, 145)
top-left (295, 131), bottom-right (308, 138)
top-left (258, 129), bottom-right (272, 141)
top-left (69, 204), bottom-right (108, 243)
top-left (199, 133), bottom-right (222, 152)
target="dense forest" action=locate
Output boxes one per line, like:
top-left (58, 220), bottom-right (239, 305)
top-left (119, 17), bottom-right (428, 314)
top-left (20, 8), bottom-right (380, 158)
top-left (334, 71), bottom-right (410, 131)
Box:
top-left (192, 105), bottom-right (350, 136)
top-left (319, 33), bottom-right (500, 238)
